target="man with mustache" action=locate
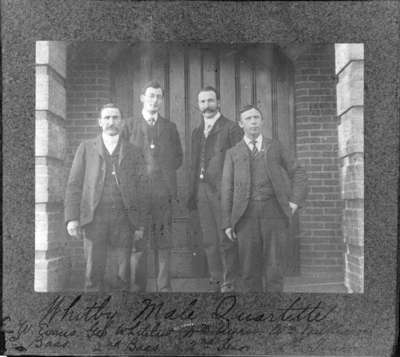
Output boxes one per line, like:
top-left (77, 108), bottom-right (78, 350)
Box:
top-left (125, 81), bottom-right (183, 292)
top-left (188, 86), bottom-right (243, 292)
top-left (221, 105), bottom-right (308, 292)
top-left (65, 104), bottom-right (146, 292)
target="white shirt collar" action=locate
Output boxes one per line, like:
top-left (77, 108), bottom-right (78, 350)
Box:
top-left (244, 134), bottom-right (263, 152)
top-left (203, 111), bottom-right (221, 124)
top-left (102, 133), bottom-right (120, 154)
top-left (203, 112), bottom-right (221, 136)
top-left (142, 109), bottom-right (158, 124)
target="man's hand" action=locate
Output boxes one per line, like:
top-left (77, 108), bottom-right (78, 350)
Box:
top-left (225, 227), bottom-right (237, 241)
top-left (134, 227), bottom-right (145, 241)
top-left (289, 202), bottom-right (298, 215)
top-left (67, 220), bottom-right (81, 238)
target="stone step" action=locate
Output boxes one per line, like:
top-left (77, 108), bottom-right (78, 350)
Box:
top-left (64, 275), bottom-right (347, 293)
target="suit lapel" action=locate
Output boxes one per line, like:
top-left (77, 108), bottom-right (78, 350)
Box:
top-left (207, 115), bottom-right (225, 138)
top-left (192, 120), bottom-right (204, 155)
top-left (236, 140), bottom-right (251, 179)
top-left (157, 115), bottom-right (167, 139)
top-left (94, 135), bottom-right (105, 159)
top-left (118, 138), bottom-right (127, 166)
top-left (262, 136), bottom-right (273, 163)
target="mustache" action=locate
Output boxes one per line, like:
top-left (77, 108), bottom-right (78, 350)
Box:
top-left (201, 108), bottom-right (216, 113)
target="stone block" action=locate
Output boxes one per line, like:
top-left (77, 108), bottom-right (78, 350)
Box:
top-left (36, 66), bottom-right (66, 119)
top-left (335, 44), bottom-right (364, 74)
top-left (343, 207), bottom-right (364, 246)
top-left (35, 256), bottom-right (69, 292)
top-left (336, 61), bottom-right (364, 116)
top-left (35, 203), bottom-right (66, 251)
top-left (35, 158), bottom-right (67, 203)
top-left (36, 111), bottom-right (66, 160)
top-left (338, 107), bottom-right (363, 158)
top-left (344, 269), bottom-right (364, 293)
top-left (340, 153), bottom-right (364, 199)
top-left (36, 41), bottom-right (67, 78)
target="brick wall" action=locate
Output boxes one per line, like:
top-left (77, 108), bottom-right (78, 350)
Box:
top-left (64, 50), bottom-right (112, 288)
top-left (65, 54), bottom-right (112, 166)
top-left (294, 44), bottom-right (345, 278)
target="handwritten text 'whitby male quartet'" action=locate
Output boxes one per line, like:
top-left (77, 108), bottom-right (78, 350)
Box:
top-left (4, 295), bottom-right (341, 353)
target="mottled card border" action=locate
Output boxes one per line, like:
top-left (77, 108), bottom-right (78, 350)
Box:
top-left (2, 1), bottom-right (399, 356)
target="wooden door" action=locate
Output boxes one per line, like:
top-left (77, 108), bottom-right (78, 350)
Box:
top-left (110, 43), bottom-right (299, 281)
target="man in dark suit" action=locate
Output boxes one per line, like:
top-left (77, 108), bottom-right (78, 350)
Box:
top-left (125, 81), bottom-right (183, 292)
top-left (221, 105), bottom-right (308, 292)
top-left (188, 86), bottom-right (243, 292)
top-left (65, 103), bottom-right (146, 292)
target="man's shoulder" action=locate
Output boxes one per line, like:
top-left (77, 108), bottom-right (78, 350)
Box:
top-left (265, 137), bottom-right (285, 150)
top-left (159, 116), bottom-right (177, 129)
top-left (122, 138), bottom-right (141, 152)
top-left (219, 115), bottom-right (238, 128)
top-left (79, 136), bottom-right (98, 149)
top-left (227, 139), bottom-right (245, 155)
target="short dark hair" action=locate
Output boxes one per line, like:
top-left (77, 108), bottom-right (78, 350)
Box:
top-left (99, 103), bottom-right (123, 119)
top-left (198, 86), bottom-right (220, 100)
top-left (239, 104), bottom-right (263, 121)
top-left (141, 80), bottom-right (164, 96)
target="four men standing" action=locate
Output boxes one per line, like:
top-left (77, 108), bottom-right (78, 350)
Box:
top-left (65, 84), bottom-right (307, 293)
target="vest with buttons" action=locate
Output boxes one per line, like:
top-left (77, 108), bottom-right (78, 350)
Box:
top-left (248, 143), bottom-right (284, 217)
top-left (249, 148), bottom-right (275, 201)
top-left (144, 119), bottom-right (169, 196)
top-left (98, 139), bottom-right (124, 209)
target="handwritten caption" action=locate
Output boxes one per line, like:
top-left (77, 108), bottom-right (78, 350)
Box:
top-left (3, 295), bottom-right (345, 354)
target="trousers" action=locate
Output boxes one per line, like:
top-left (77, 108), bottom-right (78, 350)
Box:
top-left (83, 204), bottom-right (133, 292)
top-left (235, 199), bottom-right (288, 292)
top-left (131, 190), bottom-right (172, 292)
top-left (197, 182), bottom-right (238, 291)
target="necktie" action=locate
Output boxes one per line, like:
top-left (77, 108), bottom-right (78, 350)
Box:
top-left (251, 139), bottom-right (258, 156)
top-left (149, 117), bottom-right (156, 126)
top-left (204, 123), bottom-right (213, 138)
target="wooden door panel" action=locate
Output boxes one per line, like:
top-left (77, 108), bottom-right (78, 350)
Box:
top-left (169, 45), bottom-right (186, 217)
top-left (219, 50), bottom-right (236, 122)
top-left (150, 47), bottom-right (167, 118)
top-left (255, 64), bottom-right (273, 139)
top-left (111, 44), bottom-right (299, 280)
top-left (202, 49), bottom-right (217, 87)
top-left (239, 56), bottom-right (253, 107)
top-left (187, 48), bottom-right (202, 142)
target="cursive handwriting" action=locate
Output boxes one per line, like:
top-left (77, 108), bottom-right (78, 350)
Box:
top-left (213, 295), bottom-right (337, 324)
top-left (3, 294), bottom-right (342, 354)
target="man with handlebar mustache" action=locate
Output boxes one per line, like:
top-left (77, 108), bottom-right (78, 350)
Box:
top-left (187, 86), bottom-right (243, 292)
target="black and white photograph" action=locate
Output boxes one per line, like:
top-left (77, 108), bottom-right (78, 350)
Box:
top-left (3, 1), bottom-right (398, 356)
top-left (34, 41), bottom-right (364, 294)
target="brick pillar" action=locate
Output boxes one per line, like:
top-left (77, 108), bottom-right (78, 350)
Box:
top-left (35, 41), bottom-right (69, 291)
top-left (335, 44), bottom-right (364, 293)
top-left (294, 45), bottom-right (344, 279)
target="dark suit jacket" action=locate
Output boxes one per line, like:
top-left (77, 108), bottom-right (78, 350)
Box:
top-left (188, 114), bottom-right (243, 206)
top-left (64, 135), bottom-right (147, 229)
top-left (221, 137), bottom-right (308, 231)
top-left (124, 115), bottom-right (183, 198)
